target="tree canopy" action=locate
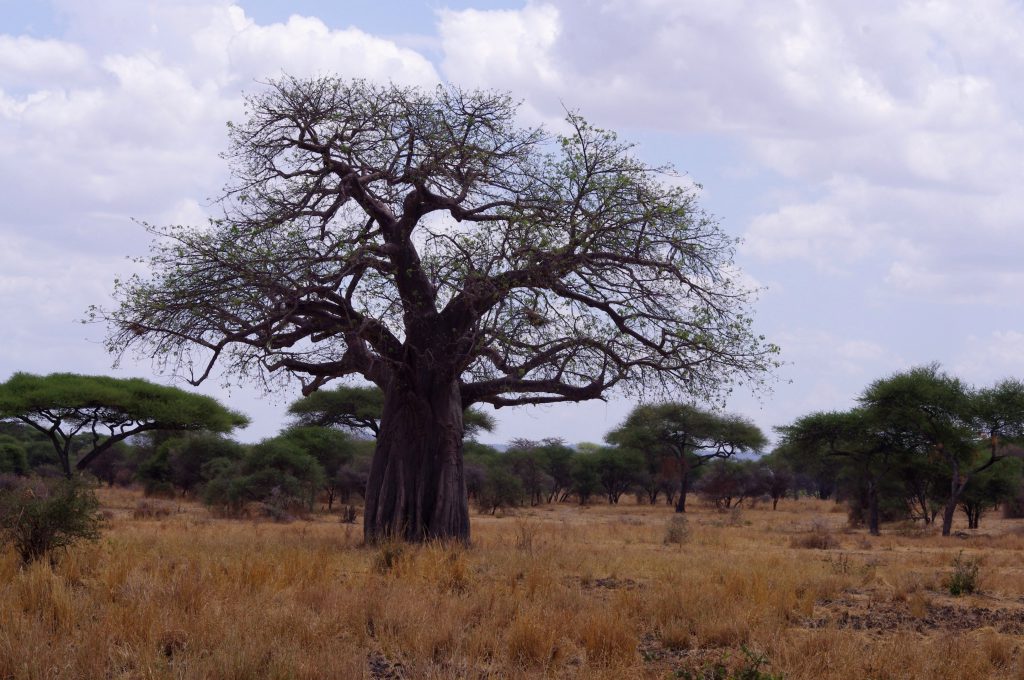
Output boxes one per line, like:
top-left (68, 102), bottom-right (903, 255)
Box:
top-left (287, 384), bottom-right (495, 439)
top-left (607, 402), bottom-right (767, 512)
top-left (779, 365), bottom-right (1024, 535)
top-left (96, 77), bottom-right (777, 542)
top-left (0, 373), bottom-right (248, 477)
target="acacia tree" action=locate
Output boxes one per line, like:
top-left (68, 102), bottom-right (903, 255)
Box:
top-left (862, 366), bottom-right (1024, 536)
top-left (0, 373), bottom-right (248, 478)
top-left (607, 403), bottom-right (767, 513)
top-left (777, 409), bottom-right (908, 536)
top-left (288, 385), bottom-right (384, 436)
top-left (98, 77), bottom-right (777, 542)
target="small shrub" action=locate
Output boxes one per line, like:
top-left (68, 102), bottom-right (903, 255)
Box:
top-left (0, 477), bottom-right (103, 564)
top-left (664, 515), bottom-right (690, 545)
top-left (506, 616), bottom-right (554, 666)
top-left (132, 499), bottom-right (174, 520)
top-left (659, 618), bottom-right (691, 650)
top-left (790, 520), bottom-right (839, 550)
top-left (513, 520), bottom-right (539, 553)
top-left (824, 552), bottom-right (852, 574)
top-left (676, 645), bottom-right (784, 680)
top-left (945, 550), bottom-right (980, 596)
top-left (340, 505), bottom-right (358, 524)
top-left (1002, 493), bottom-right (1024, 519)
top-left (259, 500), bottom-right (294, 523)
top-left (372, 542), bottom-right (405, 574)
top-left (0, 439), bottom-right (28, 476)
top-left (734, 645), bottom-right (785, 680)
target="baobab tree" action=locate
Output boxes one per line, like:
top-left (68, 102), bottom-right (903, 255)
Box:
top-left (97, 77), bottom-right (777, 542)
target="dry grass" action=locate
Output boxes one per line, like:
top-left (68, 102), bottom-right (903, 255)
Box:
top-left (1, 492), bottom-right (1023, 678)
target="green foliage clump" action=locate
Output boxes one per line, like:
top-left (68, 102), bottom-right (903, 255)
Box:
top-left (0, 372), bottom-right (248, 477)
top-left (137, 433), bottom-right (245, 497)
top-left (0, 477), bottom-right (103, 564)
top-left (945, 550), bottom-right (981, 596)
top-left (476, 466), bottom-right (524, 514)
top-left (202, 439), bottom-right (325, 519)
top-left (676, 645), bottom-right (784, 680)
top-left (664, 515), bottom-right (689, 545)
top-left (570, 454), bottom-right (602, 505)
top-left (0, 436), bottom-right (29, 475)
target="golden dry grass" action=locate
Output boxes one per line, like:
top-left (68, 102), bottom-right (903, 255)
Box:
top-left (2, 489), bottom-right (1024, 679)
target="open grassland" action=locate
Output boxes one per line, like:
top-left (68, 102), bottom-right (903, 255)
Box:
top-left (3, 490), bottom-right (1024, 679)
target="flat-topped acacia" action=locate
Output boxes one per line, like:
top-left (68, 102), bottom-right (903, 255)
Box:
top-left (0, 372), bottom-right (248, 477)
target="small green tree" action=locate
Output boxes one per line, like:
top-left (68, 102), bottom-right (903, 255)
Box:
top-left (958, 456), bottom-right (1022, 529)
top-left (0, 373), bottom-right (249, 477)
top-left (777, 409), bottom-right (909, 536)
top-left (275, 426), bottom-right (356, 510)
top-left (476, 462), bottom-right (524, 515)
top-left (504, 440), bottom-right (554, 506)
top-left (202, 439), bottom-right (325, 517)
top-left (607, 403), bottom-right (767, 513)
top-left (570, 454), bottom-right (602, 505)
top-left (138, 433), bottom-right (245, 496)
top-left (593, 446), bottom-right (644, 504)
top-left (0, 478), bottom-right (103, 564)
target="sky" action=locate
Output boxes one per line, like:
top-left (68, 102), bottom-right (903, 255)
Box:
top-left (1, 0), bottom-right (1023, 447)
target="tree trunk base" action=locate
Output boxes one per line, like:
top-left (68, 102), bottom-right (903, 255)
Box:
top-left (363, 379), bottom-right (470, 544)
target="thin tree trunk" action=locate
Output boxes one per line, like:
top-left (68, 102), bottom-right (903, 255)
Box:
top-left (941, 465), bottom-right (968, 537)
top-left (363, 377), bottom-right (469, 543)
top-left (867, 480), bottom-right (881, 536)
top-left (675, 462), bottom-right (690, 514)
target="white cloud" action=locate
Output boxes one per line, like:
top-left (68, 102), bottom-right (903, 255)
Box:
top-left (3, 0), bottom-right (1024, 445)
top-left (0, 1), bottom-right (442, 441)
top-left (743, 201), bottom-right (881, 272)
top-left (954, 331), bottom-right (1024, 385)
top-left (0, 35), bottom-right (92, 87)
top-left (436, 1), bottom-right (1024, 307)
top-left (439, 5), bottom-right (560, 88)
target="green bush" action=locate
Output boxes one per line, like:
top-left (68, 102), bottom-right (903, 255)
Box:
top-left (664, 515), bottom-right (690, 545)
top-left (476, 466), bottom-right (524, 514)
top-left (0, 437), bottom-right (28, 475)
top-left (0, 477), bottom-right (103, 564)
top-left (201, 439), bottom-right (325, 518)
top-left (945, 550), bottom-right (980, 596)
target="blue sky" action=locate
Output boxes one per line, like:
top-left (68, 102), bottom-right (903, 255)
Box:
top-left (1, 0), bottom-right (1022, 446)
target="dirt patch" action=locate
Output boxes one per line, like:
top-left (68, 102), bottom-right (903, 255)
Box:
top-left (367, 652), bottom-right (406, 680)
top-left (801, 592), bottom-right (1024, 634)
top-left (592, 576), bottom-right (641, 590)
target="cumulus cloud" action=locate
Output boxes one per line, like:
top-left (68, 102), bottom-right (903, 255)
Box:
top-left (0, 1), bottom-right (441, 440)
top-left (954, 331), bottom-right (1024, 385)
top-left (437, 1), bottom-right (1024, 305)
top-left (0, 35), bottom-right (92, 87)
top-left (3, 0), bottom-right (1022, 444)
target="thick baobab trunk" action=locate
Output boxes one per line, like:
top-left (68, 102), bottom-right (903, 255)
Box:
top-left (363, 377), bottom-right (469, 543)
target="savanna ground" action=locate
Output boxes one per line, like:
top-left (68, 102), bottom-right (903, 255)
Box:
top-left (3, 490), bottom-right (1024, 680)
